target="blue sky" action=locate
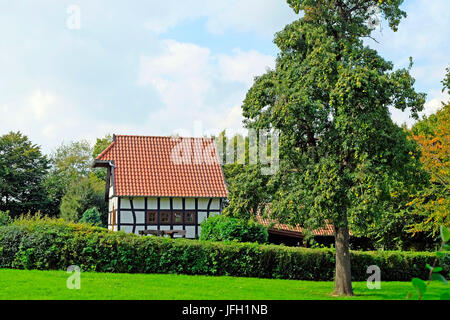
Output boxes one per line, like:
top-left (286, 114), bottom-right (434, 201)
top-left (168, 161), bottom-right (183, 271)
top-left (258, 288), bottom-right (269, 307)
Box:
top-left (0, 0), bottom-right (448, 154)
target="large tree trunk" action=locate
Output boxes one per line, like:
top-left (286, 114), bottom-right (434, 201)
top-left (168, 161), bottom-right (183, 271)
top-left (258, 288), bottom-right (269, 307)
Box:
top-left (333, 216), bottom-right (353, 296)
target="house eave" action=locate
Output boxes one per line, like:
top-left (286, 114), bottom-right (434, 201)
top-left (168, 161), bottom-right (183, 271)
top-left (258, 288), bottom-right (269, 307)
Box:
top-left (93, 160), bottom-right (115, 168)
top-left (92, 160), bottom-right (116, 201)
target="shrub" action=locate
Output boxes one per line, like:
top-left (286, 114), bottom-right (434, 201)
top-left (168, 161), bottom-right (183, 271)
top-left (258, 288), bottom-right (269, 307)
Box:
top-left (0, 217), bottom-right (448, 281)
top-left (60, 174), bottom-right (107, 224)
top-left (80, 207), bottom-right (103, 227)
top-left (200, 215), bottom-right (268, 244)
top-left (0, 211), bottom-right (11, 226)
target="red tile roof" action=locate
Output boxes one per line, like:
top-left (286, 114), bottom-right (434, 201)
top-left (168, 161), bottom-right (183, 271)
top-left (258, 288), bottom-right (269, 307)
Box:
top-left (95, 135), bottom-right (228, 198)
top-left (256, 215), bottom-right (335, 236)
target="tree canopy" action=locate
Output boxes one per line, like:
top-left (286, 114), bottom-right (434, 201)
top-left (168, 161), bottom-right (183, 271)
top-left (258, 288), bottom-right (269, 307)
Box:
top-left (0, 132), bottom-right (49, 217)
top-left (80, 207), bottom-right (103, 227)
top-left (235, 0), bottom-right (426, 295)
top-left (92, 134), bottom-right (113, 159)
top-left (42, 140), bottom-right (95, 216)
top-left (60, 173), bottom-right (107, 224)
top-left (407, 68), bottom-right (450, 236)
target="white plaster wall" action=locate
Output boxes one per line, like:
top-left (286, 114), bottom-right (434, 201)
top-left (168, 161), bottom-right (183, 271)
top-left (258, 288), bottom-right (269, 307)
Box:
top-left (160, 198), bottom-right (170, 209)
top-left (135, 211), bottom-right (145, 224)
top-left (185, 226), bottom-right (195, 238)
top-left (210, 198), bottom-right (221, 210)
top-left (173, 198), bottom-right (183, 209)
top-left (185, 198), bottom-right (195, 210)
top-left (133, 198), bottom-right (145, 209)
top-left (135, 226), bottom-right (145, 234)
top-left (198, 212), bottom-right (208, 224)
top-left (120, 210), bottom-right (134, 224)
top-left (113, 196), bottom-right (223, 239)
top-left (121, 225), bottom-right (133, 233)
top-left (108, 196), bottom-right (118, 225)
top-left (121, 197), bottom-right (132, 209)
top-left (148, 198), bottom-right (158, 210)
top-left (109, 175), bottom-right (114, 198)
top-left (108, 196), bottom-right (118, 213)
top-left (198, 198), bottom-right (209, 210)
top-left (120, 197), bottom-right (145, 209)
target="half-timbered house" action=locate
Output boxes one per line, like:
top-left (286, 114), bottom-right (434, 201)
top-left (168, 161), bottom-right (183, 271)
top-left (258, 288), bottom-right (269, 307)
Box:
top-left (94, 135), bottom-right (228, 238)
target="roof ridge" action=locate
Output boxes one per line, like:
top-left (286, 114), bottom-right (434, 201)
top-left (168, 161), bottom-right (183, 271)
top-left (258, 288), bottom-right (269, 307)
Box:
top-left (115, 134), bottom-right (215, 140)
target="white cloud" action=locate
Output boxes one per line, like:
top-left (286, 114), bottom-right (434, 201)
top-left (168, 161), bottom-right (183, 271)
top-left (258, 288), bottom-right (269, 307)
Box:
top-left (139, 40), bottom-right (213, 108)
top-left (28, 90), bottom-right (56, 120)
top-left (369, 0), bottom-right (449, 89)
top-left (390, 89), bottom-right (449, 127)
top-left (142, 0), bottom-right (298, 36)
top-left (0, 40), bottom-right (276, 153)
top-left (138, 39), bottom-right (275, 136)
top-left (218, 49), bottom-right (275, 86)
top-left (1, 0), bottom-right (447, 153)
top-left (0, 90), bottom-right (133, 153)
top-left (203, 0), bottom-right (299, 36)
top-left (365, 0), bottom-right (450, 127)
top-left (422, 90), bottom-right (449, 117)
top-left (141, 0), bottom-right (207, 34)
top-left (212, 104), bottom-right (245, 134)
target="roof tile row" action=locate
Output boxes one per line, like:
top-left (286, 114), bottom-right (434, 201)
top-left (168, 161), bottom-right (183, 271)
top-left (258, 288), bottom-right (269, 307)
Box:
top-left (96, 135), bottom-right (228, 198)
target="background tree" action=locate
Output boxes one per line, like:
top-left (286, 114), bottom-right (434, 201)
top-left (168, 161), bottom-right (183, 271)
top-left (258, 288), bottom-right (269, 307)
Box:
top-left (92, 134), bottom-right (113, 180)
top-left (0, 132), bottom-right (49, 217)
top-left (92, 134), bottom-right (113, 159)
top-left (42, 140), bottom-right (94, 216)
top-left (52, 140), bottom-right (93, 181)
top-left (407, 67), bottom-right (450, 237)
top-left (0, 132), bottom-right (112, 221)
top-left (238, 0), bottom-right (426, 295)
top-left (80, 207), bottom-right (103, 227)
top-left (217, 131), bottom-right (271, 220)
top-left (0, 210), bottom-right (11, 226)
top-left (60, 173), bottom-right (107, 224)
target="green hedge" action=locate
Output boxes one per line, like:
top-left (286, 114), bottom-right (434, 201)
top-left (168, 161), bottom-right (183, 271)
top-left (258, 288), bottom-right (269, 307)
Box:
top-left (199, 215), bottom-right (268, 244)
top-left (0, 217), bottom-right (448, 281)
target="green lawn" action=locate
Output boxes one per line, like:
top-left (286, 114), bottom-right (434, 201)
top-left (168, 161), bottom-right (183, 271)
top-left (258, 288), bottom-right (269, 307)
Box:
top-left (0, 268), bottom-right (446, 300)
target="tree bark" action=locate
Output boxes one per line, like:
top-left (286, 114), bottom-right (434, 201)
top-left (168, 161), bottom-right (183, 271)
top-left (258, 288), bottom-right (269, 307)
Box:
top-left (333, 215), bottom-right (354, 296)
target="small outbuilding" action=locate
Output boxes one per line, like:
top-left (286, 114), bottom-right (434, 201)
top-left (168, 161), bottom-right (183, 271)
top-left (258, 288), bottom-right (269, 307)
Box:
top-left (256, 215), bottom-right (335, 247)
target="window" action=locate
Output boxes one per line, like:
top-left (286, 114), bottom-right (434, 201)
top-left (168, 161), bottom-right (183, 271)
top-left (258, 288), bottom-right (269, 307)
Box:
top-left (173, 211), bottom-right (183, 224)
top-left (185, 211), bottom-right (196, 225)
top-left (146, 210), bottom-right (196, 225)
top-left (146, 211), bottom-right (157, 225)
top-left (160, 212), bottom-right (171, 224)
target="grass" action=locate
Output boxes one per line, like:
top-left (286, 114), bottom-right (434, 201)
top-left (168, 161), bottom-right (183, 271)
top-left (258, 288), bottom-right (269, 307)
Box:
top-left (0, 268), bottom-right (447, 300)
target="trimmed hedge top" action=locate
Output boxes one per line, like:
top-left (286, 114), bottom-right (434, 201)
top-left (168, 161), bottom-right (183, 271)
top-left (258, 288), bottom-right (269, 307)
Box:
top-left (0, 217), bottom-right (448, 281)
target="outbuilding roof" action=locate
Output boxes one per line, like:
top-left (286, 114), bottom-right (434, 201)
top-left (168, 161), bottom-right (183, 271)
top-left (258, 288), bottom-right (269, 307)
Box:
top-left (94, 135), bottom-right (228, 198)
top-left (256, 215), bottom-right (335, 236)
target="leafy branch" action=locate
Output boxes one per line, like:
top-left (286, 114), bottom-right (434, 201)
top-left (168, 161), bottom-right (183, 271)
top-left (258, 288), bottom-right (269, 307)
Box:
top-left (408, 226), bottom-right (450, 300)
